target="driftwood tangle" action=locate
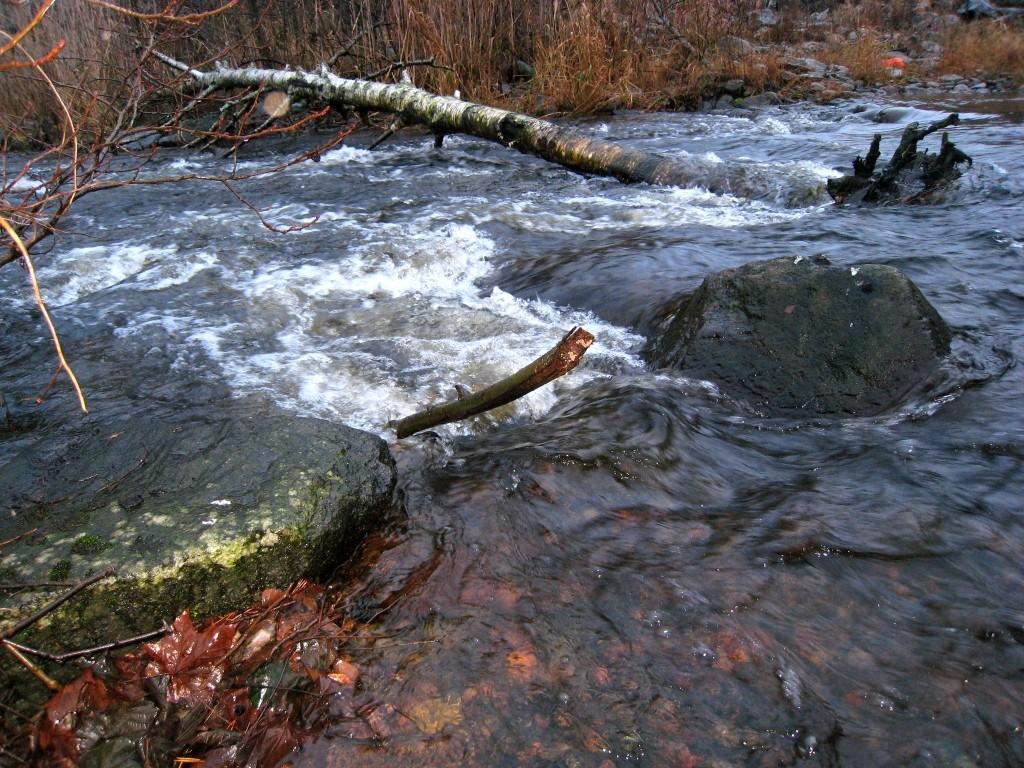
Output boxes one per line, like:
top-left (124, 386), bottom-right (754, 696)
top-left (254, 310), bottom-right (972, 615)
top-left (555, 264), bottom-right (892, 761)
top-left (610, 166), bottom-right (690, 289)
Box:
top-left (155, 52), bottom-right (718, 190)
top-left (827, 113), bottom-right (973, 204)
top-left (389, 327), bottom-right (595, 438)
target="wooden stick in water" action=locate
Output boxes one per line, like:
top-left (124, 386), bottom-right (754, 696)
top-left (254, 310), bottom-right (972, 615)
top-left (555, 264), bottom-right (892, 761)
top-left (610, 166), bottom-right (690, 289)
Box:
top-left (389, 327), bottom-right (595, 438)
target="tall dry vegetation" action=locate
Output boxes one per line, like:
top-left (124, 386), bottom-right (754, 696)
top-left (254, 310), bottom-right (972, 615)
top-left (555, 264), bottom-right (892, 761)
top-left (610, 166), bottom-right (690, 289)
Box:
top-left (1, 0), bottom-right (769, 138)
top-left (0, 1), bottom-right (129, 143)
top-left (939, 21), bottom-right (1024, 82)
top-left (3, 0), bottom-right (1024, 140)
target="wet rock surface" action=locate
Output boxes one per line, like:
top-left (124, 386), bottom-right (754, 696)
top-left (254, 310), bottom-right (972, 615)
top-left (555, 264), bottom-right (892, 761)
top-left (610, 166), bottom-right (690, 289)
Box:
top-left (0, 397), bottom-right (397, 648)
top-left (644, 256), bottom-right (952, 416)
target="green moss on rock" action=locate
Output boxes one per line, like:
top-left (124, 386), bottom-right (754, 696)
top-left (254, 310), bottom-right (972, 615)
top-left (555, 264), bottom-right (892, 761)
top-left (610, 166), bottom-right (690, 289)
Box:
top-left (0, 402), bottom-right (396, 695)
top-left (70, 534), bottom-right (110, 555)
top-left (48, 560), bottom-right (71, 581)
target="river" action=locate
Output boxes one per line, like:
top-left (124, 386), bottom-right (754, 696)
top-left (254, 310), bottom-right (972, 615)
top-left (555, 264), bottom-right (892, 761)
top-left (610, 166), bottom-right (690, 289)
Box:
top-left (2, 95), bottom-right (1023, 765)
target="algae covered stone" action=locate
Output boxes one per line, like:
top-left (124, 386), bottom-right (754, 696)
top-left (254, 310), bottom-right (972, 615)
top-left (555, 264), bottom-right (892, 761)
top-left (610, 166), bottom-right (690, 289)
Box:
top-left (0, 397), bottom-right (396, 649)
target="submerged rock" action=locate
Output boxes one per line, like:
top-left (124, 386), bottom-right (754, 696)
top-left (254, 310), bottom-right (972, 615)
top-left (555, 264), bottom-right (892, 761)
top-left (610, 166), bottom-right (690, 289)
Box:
top-left (643, 257), bottom-right (951, 416)
top-left (0, 398), bottom-right (396, 650)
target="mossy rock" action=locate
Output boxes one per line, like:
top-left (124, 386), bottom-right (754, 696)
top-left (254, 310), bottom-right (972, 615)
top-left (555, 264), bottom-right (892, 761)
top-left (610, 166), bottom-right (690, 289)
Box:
top-left (0, 398), bottom-right (396, 655)
top-left (644, 256), bottom-right (951, 416)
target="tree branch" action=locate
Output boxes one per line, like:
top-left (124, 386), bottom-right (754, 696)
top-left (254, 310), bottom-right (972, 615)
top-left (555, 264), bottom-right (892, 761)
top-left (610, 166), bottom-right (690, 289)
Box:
top-left (389, 327), bottom-right (595, 438)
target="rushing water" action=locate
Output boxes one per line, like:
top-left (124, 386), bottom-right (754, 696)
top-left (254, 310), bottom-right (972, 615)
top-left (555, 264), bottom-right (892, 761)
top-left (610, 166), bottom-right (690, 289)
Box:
top-left (2, 95), bottom-right (1023, 765)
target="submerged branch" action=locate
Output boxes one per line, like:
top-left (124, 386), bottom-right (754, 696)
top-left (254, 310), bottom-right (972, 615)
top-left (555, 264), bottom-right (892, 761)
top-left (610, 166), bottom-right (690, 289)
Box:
top-left (389, 327), bottom-right (595, 438)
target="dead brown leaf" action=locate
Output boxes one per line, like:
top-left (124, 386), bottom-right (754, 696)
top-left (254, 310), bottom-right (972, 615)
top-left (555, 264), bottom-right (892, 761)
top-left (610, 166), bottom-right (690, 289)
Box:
top-left (143, 611), bottom-right (238, 707)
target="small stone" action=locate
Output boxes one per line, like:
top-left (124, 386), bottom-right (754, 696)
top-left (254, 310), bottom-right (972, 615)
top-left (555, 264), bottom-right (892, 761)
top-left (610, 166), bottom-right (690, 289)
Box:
top-left (717, 35), bottom-right (755, 57)
top-left (721, 78), bottom-right (746, 96)
top-left (742, 91), bottom-right (781, 108)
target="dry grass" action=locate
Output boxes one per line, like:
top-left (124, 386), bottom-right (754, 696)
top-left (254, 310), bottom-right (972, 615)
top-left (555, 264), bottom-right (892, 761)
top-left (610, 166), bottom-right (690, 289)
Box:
top-left (0, 1), bottom-right (130, 143)
top-left (527, 2), bottom-right (652, 114)
top-left (938, 21), bottom-right (1024, 83)
top-left (4, 0), bottom-right (1023, 141)
top-left (819, 29), bottom-right (891, 84)
top-left (0, 0), bottom-right (767, 131)
top-left (829, 0), bottom-right (917, 34)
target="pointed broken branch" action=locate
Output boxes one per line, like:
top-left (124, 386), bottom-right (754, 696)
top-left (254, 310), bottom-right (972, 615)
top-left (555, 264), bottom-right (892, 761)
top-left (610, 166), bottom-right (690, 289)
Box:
top-left (2, 641), bottom-right (59, 690)
top-left (389, 327), bottom-right (595, 438)
top-left (827, 113), bottom-right (971, 204)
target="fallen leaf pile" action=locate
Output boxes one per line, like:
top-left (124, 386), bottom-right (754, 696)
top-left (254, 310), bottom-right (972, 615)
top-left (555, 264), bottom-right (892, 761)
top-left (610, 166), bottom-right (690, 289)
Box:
top-left (24, 581), bottom-right (375, 767)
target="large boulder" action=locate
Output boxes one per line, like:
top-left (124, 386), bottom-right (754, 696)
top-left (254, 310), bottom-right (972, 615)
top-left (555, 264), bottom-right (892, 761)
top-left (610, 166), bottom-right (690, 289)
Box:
top-left (0, 397), bottom-right (396, 651)
top-left (643, 257), bottom-right (951, 416)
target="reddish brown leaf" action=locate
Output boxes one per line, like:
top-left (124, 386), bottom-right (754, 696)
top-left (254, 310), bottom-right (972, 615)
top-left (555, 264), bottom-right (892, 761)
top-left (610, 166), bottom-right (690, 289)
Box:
top-left (111, 652), bottom-right (148, 702)
top-left (217, 687), bottom-right (255, 731)
top-left (143, 611), bottom-right (237, 707)
top-left (35, 669), bottom-right (112, 762)
top-left (245, 712), bottom-right (302, 767)
top-left (260, 587), bottom-right (287, 607)
top-left (233, 617), bottom-right (278, 668)
top-left (327, 658), bottom-right (359, 689)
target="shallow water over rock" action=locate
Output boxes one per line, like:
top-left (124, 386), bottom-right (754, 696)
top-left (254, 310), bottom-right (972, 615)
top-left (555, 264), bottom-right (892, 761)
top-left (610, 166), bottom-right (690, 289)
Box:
top-left (2, 95), bottom-right (1023, 765)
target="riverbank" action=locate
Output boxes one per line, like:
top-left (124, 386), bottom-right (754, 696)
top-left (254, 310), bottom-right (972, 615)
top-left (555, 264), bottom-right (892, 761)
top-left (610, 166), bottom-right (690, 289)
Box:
top-left (1, 0), bottom-right (1023, 146)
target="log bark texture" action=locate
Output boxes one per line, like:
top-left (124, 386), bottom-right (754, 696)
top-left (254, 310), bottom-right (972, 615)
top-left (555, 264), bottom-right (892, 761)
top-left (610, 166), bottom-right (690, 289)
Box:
top-left (155, 53), bottom-right (719, 191)
top-left (389, 327), bottom-right (594, 438)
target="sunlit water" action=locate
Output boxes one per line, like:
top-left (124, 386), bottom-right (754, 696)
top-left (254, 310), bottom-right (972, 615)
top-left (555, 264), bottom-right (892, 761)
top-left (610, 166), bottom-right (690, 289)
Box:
top-left (2, 95), bottom-right (1023, 765)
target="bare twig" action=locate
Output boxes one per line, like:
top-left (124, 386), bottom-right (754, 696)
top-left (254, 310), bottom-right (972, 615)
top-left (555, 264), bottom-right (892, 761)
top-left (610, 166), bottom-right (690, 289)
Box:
top-left (326, 21), bottom-right (390, 68)
top-left (0, 528), bottom-right (39, 549)
top-left (86, 0), bottom-right (242, 24)
top-left (649, 0), bottom-right (700, 58)
top-left (0, 216), bottom-right (88, 412)
top-left (2, 568), bottom-right (115, 640)
top-left (363, 57), bottom-right (454, 81)
top-left (0, 581), bottom-right (75, 592)
top-left (367, 118), bottom-right (401, 150)
top-left (389, 327), bottom-right (595, 438)
top-left (0, 0), bottom-right (56, 59)
top-left (4, 625), bottom-right (168, 663)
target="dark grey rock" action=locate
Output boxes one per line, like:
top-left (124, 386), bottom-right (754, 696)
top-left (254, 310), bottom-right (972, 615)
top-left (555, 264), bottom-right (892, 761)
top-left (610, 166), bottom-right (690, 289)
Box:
top-left (643, 257), bottom-right (952, 417)
top-left (959, 0), bottom-right (1002, 19)
top-left (741, 91), bottom-right (782, 108)
top-left (722, 78), bottom-right (747, 96)
top-left (512, 59), bottom-right (535, 81)
top-left (785, 56), bottom-right (828, 79)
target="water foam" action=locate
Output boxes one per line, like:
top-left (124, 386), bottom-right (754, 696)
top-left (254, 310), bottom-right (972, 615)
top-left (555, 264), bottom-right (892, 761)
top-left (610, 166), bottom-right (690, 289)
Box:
top-left (96, 215), bottom-right (644, 436)
top-left (498, 185), bottom-right (809, 233)
top-left (36, 243), bottom-right (176, 306)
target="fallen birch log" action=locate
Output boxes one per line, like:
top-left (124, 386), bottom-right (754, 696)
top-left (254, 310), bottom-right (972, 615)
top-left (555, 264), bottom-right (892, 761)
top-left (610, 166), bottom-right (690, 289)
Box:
top-left (153, 52), bottom-right (720, 191)
top-left (389, 327), bottom-right (594, 438)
